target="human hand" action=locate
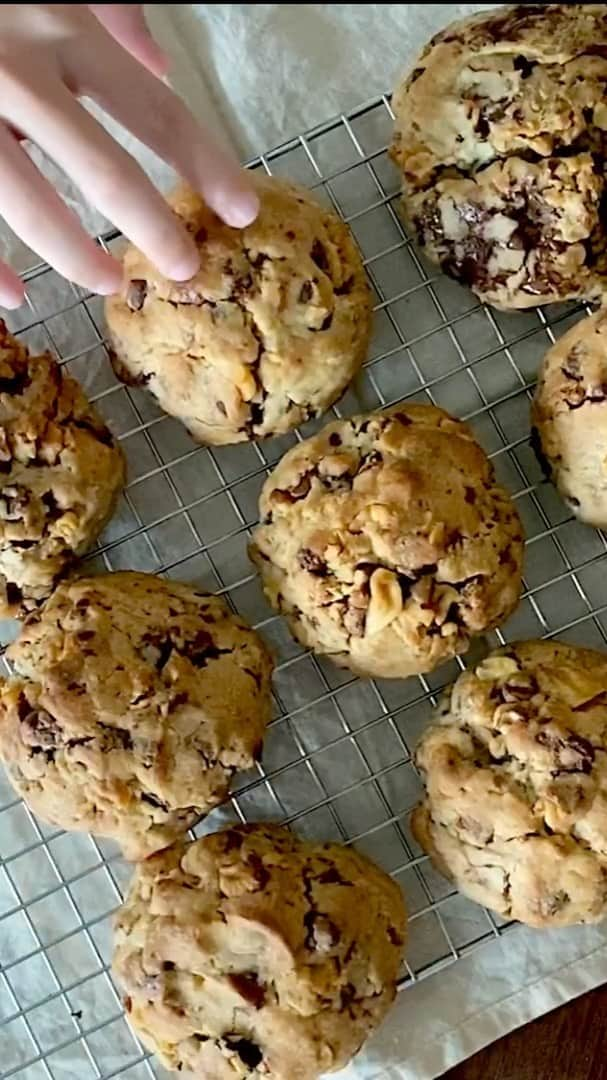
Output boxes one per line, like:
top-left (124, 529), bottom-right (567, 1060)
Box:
top-left (0, 4), bottom-right (258, 307)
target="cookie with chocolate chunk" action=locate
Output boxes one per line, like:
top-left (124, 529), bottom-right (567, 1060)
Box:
top-left (0, 320), bottom-right (125, 616)
top-left (249, 405), bottom-right (524, 679)
top-left (391, 5), bottom-right (607, 309)
top-left (113, 823), bottom-right (406, 1079)
top-left (413, 640), bottom-right (607, 927)
top-left (532, 308), bottom-right (607, 527)
top-left (0, 572), bottom-right (273, 859)
top-left (105, 174), bottom-right (371, 445)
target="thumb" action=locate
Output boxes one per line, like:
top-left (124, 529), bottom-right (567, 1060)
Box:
top-left (88, 4), bottom-right (169, 79)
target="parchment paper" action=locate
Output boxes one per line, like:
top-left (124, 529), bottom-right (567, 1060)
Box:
top-left (2, 5), bottom-right (607, 1079)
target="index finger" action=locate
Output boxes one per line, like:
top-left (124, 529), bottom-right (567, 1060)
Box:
top-left (4, 72), bottom-right (201, 282)
top-left (66, 27), bottom-right (259, 229)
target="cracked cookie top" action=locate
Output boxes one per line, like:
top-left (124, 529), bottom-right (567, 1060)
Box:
top-left (0, 320), bottom-right (125, 617)
top-left (105, 174), bottom-right (371, 445)
top-left (413, 640), bottom-right (607, 927)
top-left (0, 572), bottom-right (273, 859)
top-left (532, 308), bottom-right (607, 528)
top-left (113, 823), bottom-right (406, 1080)
top-left (249, 404), bottom-right (524, 679)
top-left (391, 4), bottom-right (607, 309)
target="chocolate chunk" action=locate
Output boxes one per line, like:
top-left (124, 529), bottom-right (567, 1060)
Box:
top-left (141, 792), bottom-right (170, 812)
top-left (387, 926), bottom-right (404, 946)
top-left (299, 280), bottom-right (313, 303)
top-left (65, 736), bottom-right (93, 752)
top-left (310, 239), bottom-right (330, 274)
top-left (573, 691), bottom-right (607, 713)
top-left (108, 348), bottom-right (146, 388)
top-left (512, 54), bottom-right (537, 79)
top-left (216, 400), bottom-right (227, 417)
top-left (298, 548), bottom-right (328, 576)
top-left (328, 432), bottom-right (342, 447)
top-left (184, 629), bottom-right (229, 668)
top-left (529, 426), bottom-right (553, 481)
top-left (141, 634), bottom-right (173, 670)
top-left (304, 911), bottom-right (341, 952)
top-left (224, 1037), bottom-right (263, 1069)
top-left (227, 972), bottom-right (266, 1009)
top-left (249, 251), bottom-right (269, 271)
top-left (6, 581), bottom-right (22, 607)
top-left (247, 852), bottom-right (270, 890)
top-left (316, 866), bottom-right (352, 886)
top-left (73, 418), bottom-right (115, 447)
top-left (343, 605), bottom-right (366, 637)
top-left (500, 676), bottom-right (538, 703)
top-left (0, 365), bottom-right (31, 396)
top-left (464, 486), bottom-right (477, 505)
top-left (16, 692), bottom-right (31, 722)
top-left (543, 890), bottom-right (570, 916)
top-left (391, 411), bottom-right (412, 427)
top-left (126, 280), bottom-right (147, 312)
top-left (195, 226), bottom-right (208, 244)
top-left (358, 449), bottom-right (383, 473)
top-left (335, 275), bottom-right (354, 296)
top-left (163, 961), bottom-right (176, 972)
top-left (243, 667), bottom-right (262, 689)
top-left (223, 828), bottom-right (245, 852)
top-left (409, 66), bottom-right (424, 84)
top-left (98, 723), bottom-right (134, 751)
top-left (536, 731), bottom-right (595, 774)
top-left (249, 401), bottom-right (265, 428)
top-left (275, 473), bottom-right (312, 503)
top-left (311, 311), bottom-right (333, 332)
top-left (561, 348), bottom-right (583, 382)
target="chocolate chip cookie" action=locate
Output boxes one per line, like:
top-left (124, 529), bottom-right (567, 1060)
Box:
top-left (532, 308), bottom-right (607, 527)
top-left (391, 5), bottom-right (607, 309)
top-left (250, 405), bottom-right (524, 679)
top-left (0, 573), bottom-right (273, 859)
top-left (0, 320), bottom-right (125, 617)
top-left (105, 174), bottom-right (371, 445)
top-left (413, 640), bottom-right (607, 927)
top-left (113, 823), bottom-right (406, 1079)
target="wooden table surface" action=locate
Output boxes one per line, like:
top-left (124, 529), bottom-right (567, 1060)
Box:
top-left (443, 983), bottom-right (607, 1079)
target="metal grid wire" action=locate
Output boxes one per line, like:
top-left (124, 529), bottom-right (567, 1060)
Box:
top-left (0, 94), bottom-right (605, 1079)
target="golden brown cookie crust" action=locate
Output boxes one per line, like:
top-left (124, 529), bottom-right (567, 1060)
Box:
top-left (105, 174), bottom-right (371, 445)
top-left (0, 572), bottom-right (273, 859)
top-left (391, 4), bottom-right (607, 309)
top-left (113, 823), bottom-right (406, 1080)
top-left (0, 320), bottom-right (125, 616)
top-left (250, 404), bottom-right (524, 679)
top-left (532, 308), bottom-right (607, 527)
top-left (413, 640), bottom-right (607, 928)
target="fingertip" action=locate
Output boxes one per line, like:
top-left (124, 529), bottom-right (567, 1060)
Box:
top-left (93, 265), bottom-right (125, 297)
top-left (0, 292), bottom-right (24, 311)
top-left (0, 280), bottom-right (25, 310)
top-left (167, 245), bottom-right (201, 282)
top-left (212, 186), bottom-right (260, 229)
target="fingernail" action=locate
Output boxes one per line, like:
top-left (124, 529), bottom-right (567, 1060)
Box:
top-left (0, 293), bottom-right (23, 310)
top-left (219, 190), bottom-right (260, 229)
top-left (167, 249), bottom-right (201, 281)
top-left (96, 276), bottom-right (123, 296)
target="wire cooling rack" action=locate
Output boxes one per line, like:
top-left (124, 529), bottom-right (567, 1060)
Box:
top-left (1, 93), bottom-right (606, 1080)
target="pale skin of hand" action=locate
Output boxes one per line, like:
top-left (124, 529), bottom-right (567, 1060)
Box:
top-left (0, 3), bottom-right (259, 308)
